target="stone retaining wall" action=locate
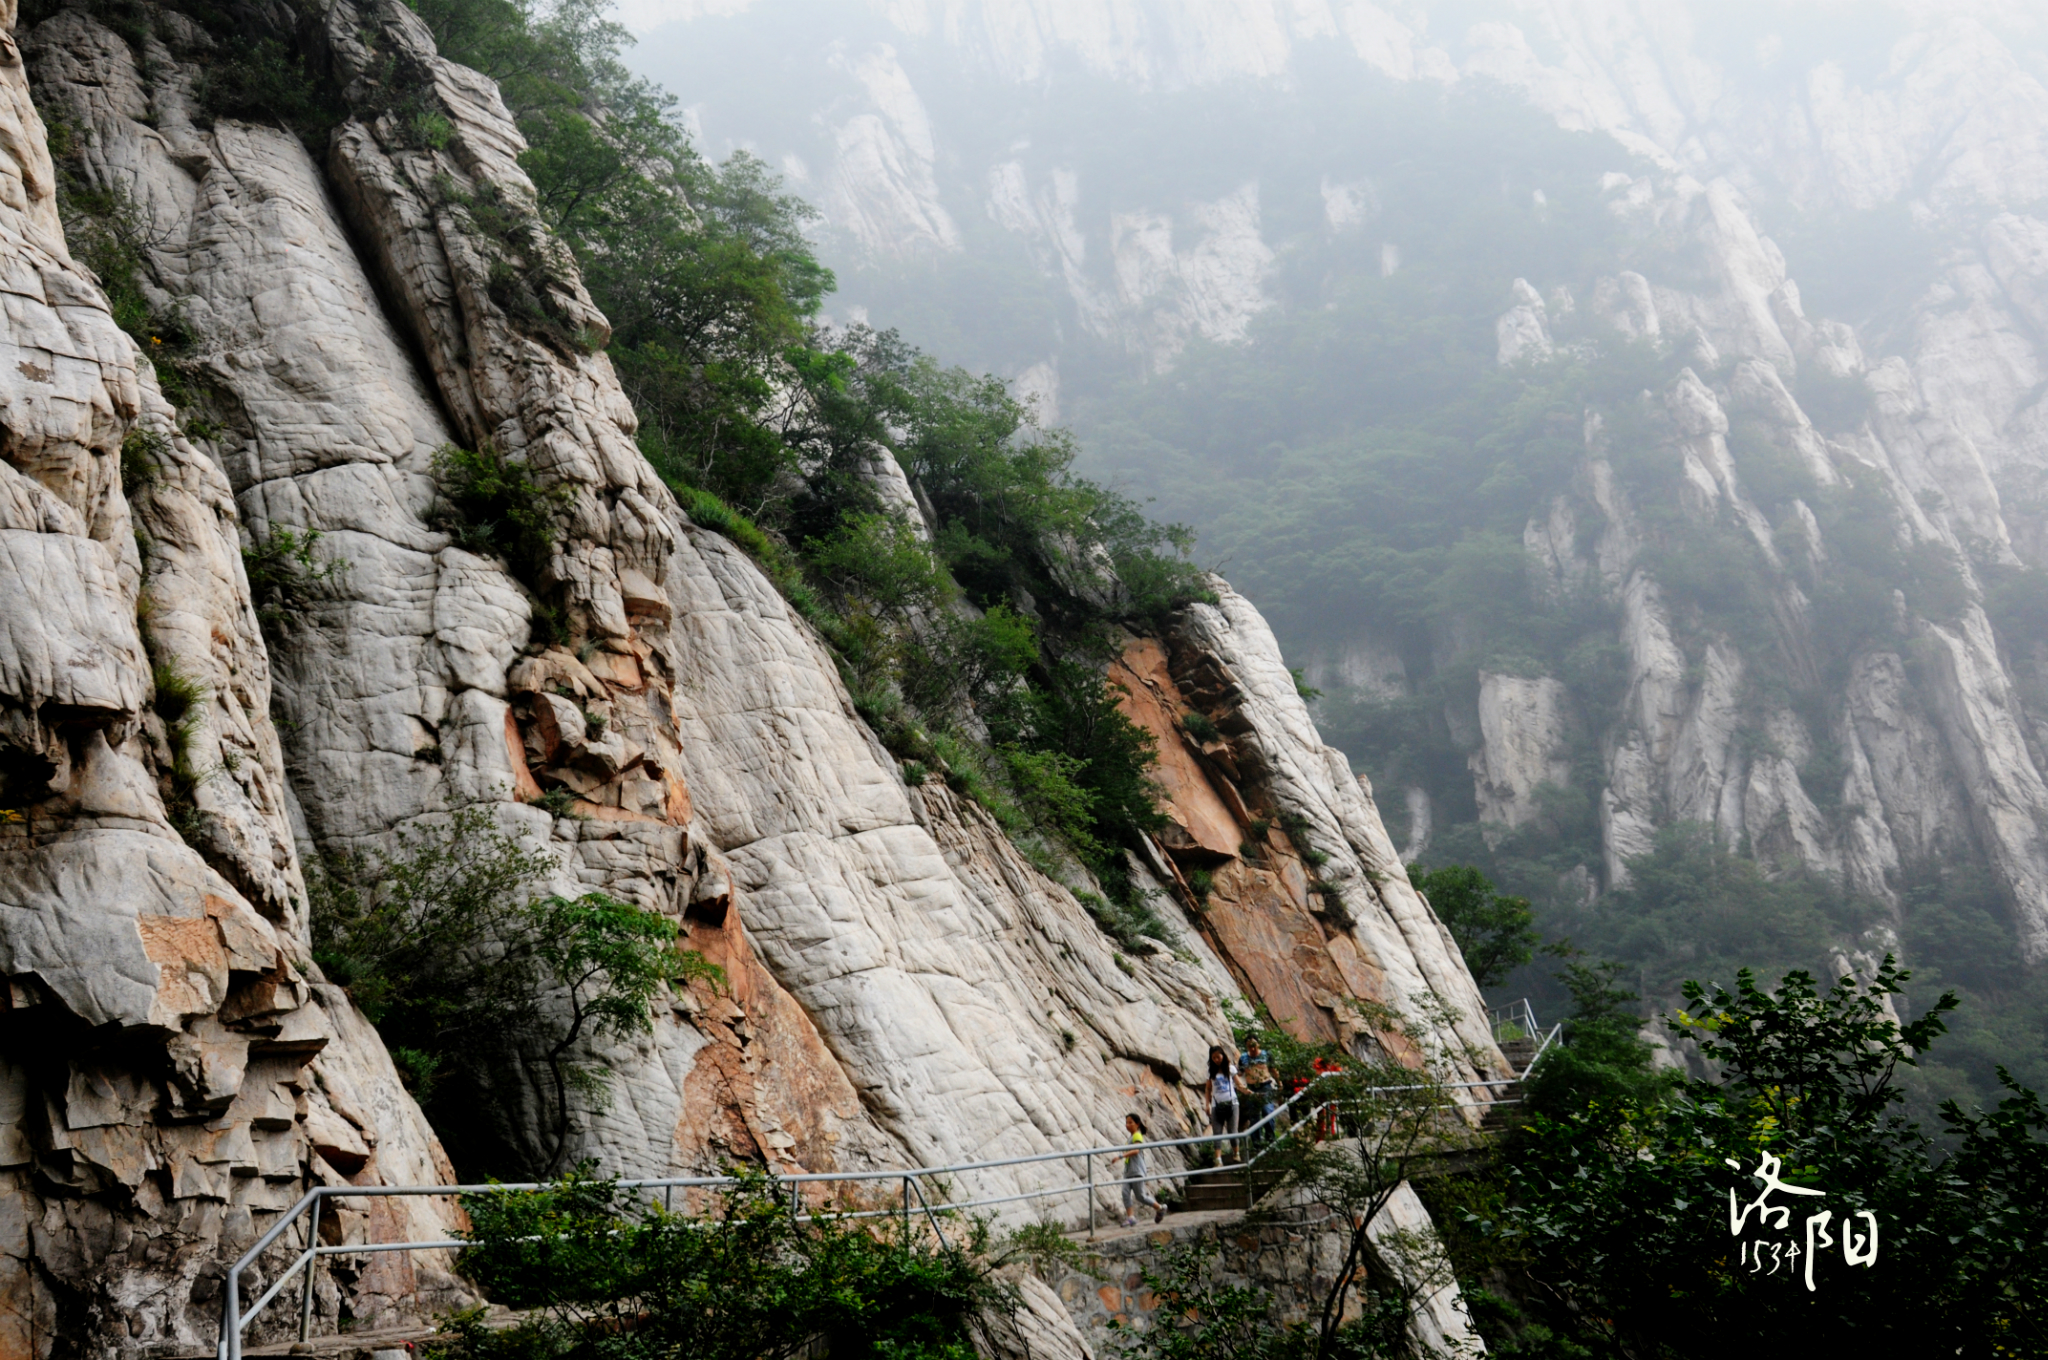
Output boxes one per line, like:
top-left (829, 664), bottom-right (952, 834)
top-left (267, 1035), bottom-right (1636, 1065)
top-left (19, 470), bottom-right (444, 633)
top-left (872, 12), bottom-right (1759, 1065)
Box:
top-left (1040, 1182), bottom-right (1485, 1356)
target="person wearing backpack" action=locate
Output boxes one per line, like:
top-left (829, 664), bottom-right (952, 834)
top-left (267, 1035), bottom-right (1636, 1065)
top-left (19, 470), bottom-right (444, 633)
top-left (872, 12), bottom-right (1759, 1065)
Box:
top-left (1207, 1045), bottom-right (1241, 1161)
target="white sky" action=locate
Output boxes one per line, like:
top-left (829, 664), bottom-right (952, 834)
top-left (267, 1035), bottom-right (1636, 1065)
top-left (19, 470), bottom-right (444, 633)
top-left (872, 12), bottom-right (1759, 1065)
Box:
top-left (614, 0), bottom-right (762, 33)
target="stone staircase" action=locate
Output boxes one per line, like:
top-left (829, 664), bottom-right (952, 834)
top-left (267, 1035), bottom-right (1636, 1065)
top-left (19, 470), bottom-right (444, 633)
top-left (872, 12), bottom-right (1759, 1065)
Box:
top-left (1177, 1163), bottom-right (1281, 1213)
top-left (1478, 1026), bottom-right (1543, 1135)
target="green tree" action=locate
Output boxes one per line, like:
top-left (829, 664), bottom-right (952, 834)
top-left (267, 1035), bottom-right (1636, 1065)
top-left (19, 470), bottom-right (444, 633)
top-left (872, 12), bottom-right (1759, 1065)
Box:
top-left (1461, 960), bottom-right (2046, 1356)
top-left (529, 891), bottom-right (715, 1172)
top-left (413, 0), bottom-right (831, 517)
top-left (1553, 822), bottom-right (1860, 1004)
top-left (1107, 1238), bottom-right (1309, 1360)
top-left (1518, 957), bottom-right (1671, 1117)
top-left (310, 811), bottom-right (716, 1177)
top-left (442, 1169), bottom-right (1011, 1360)
top-left (1407, 863), bottom-right (1537, 988)
top-left (1261, 999), bottom-right (1481, 1360)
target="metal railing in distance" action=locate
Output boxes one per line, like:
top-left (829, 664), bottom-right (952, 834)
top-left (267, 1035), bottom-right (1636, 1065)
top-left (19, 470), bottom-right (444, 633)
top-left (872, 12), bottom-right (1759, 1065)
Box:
top-left (1488, 998), bottom-right (1540, 1045)
top-left (217, 1063), bottom-right (1533, 1359)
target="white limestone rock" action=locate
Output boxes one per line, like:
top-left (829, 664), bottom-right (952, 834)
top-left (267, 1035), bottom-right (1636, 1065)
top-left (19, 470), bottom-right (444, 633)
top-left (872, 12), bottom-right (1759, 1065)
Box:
top-left (1495, 278), bottom-right (1552, 366)
top-left (3, 9), bottom-right (464, 1354)
top-left (1469, 672), bottom-right (1573, 833)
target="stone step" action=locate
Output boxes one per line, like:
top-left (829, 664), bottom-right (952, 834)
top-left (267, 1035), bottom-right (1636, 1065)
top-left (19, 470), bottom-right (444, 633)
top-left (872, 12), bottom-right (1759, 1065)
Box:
top-left (1176, 1165), bottom-right (1283, 1213)
top-left (1480, 1084), bottom-right (1525, 1133)
top-left (1180, 1174), bottom-right (1246, 1213)
top-left (164, 1306), bottom-right (528, 1359)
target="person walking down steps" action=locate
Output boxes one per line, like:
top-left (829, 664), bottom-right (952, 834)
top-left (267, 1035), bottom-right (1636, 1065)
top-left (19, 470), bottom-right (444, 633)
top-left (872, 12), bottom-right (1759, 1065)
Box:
top-left (1208, 1045), bottom-right (1241, 1162)
top-left (1120, 1114), bottom-right (1166, 1227)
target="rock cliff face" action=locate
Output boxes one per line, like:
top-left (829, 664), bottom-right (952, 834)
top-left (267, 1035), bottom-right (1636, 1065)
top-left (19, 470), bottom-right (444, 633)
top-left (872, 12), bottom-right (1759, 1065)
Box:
top-left (1503, 149), bottom-right (2048, 961)
top-left (0, 1), bottom-right (1502, 1354)
top-left (0, 1), bottom-right (466, 1351)
top-left (1377, 7), bottom-right (2048, 966)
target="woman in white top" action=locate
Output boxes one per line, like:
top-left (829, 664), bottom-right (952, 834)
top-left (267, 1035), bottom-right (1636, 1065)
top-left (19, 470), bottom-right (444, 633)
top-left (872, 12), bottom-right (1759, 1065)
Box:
top-left (1207, 1045), bottom-right (1239, 1160)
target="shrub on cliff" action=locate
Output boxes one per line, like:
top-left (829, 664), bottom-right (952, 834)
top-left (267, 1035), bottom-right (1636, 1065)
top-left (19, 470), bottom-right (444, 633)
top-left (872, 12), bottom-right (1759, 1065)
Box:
top-left (435, 1169), bottom-right (1015, 1360)
top-left (310, 810), bottom-right (719, 1177)
top-left (430, 441), bottom-right (575, 621)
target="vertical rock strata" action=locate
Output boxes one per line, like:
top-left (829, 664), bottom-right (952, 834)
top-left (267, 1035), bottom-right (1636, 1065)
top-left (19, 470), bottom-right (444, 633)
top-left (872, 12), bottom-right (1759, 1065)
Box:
top-left (1, 1), bottom-right (1503, 1353)
top-left (1115, 590), bottom-right (1500, 1074)
top-left (0, 1), bottom-right (464, 1354)
top-left (1489, 178), bottom-right (2048, 962)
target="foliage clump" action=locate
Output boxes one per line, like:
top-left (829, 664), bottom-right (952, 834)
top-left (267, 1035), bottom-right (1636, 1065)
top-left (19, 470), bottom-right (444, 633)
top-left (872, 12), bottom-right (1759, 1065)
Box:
top-left (1422, 958), bottom-right (2047, 1356)
top-left (310, 810), bottom-right (718, 1176)
top-left (43, 118), bottom-right (199, 400)
top-left (242, 525), bottom-right (346, 641)
top-left (120, 428), bottom-right (167, 499)
top-left (1545, 821), bottom-right (1874, 1008)
top-left (436, 1169), bottom-right (1014, 1360)
top-left (432, 442), bottom-right (574, 590)
top-left (1408, 862), bottom-right (1536, 988)
top-left (150, 662), bottom-right (210, 842)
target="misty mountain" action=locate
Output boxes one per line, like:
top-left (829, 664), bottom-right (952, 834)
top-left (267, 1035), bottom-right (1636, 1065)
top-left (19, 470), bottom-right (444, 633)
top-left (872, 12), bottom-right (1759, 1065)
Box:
top-left (633, 0), bottom-right (2048, 1101)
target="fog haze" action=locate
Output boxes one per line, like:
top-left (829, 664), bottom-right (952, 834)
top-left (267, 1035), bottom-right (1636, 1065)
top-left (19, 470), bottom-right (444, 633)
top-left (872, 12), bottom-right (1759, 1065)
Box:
top-left (627, 0), bottom-right (2048, 1101)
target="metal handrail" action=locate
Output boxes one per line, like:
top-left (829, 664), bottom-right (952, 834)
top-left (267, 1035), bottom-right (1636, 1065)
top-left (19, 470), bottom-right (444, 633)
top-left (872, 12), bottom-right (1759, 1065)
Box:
top-left (217, 1058), bottom-right (1535, 1358)
top-left (1489, 997), bottom-right (1540, 1043)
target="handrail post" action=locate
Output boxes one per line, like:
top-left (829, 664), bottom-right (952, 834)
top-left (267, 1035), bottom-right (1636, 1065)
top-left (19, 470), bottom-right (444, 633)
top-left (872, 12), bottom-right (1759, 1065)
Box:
top-left (298, 1194), bottom-right (322, 1342)
top-left (1085, 1151), bottom-right (1094, 1239)
top-left (225, 1257), bottom-right (241, 1360)
top-left (901, 1175), bottom-right (909, 1238)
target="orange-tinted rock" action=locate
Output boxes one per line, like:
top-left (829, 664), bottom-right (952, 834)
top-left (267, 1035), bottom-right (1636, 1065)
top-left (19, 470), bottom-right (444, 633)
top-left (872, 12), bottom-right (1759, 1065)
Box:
top-left (1113, 640), bottom-right (1241, 862)
top-left (505, 708), bottom-right (543, 802)
top-left (585, 648), bottom-right (645, 692)
top-left (664, 770), bottom-right (694, 824)
top-left (671, 889), bottom-right (875, 1176)
top-left (1198, 860), bottom-right (1342, 1045)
